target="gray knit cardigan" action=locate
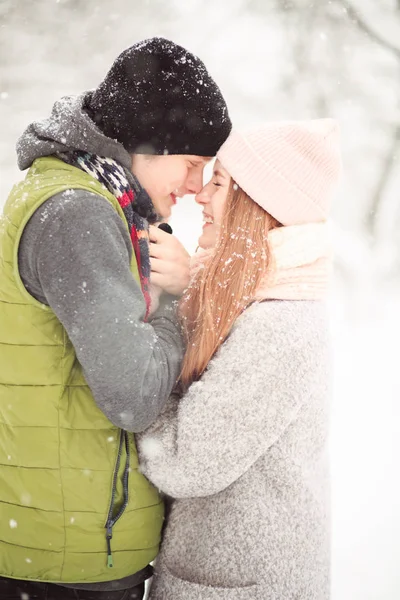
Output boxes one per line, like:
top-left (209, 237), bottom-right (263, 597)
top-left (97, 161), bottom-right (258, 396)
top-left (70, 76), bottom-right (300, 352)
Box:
top-left (138, 300), bottom-right (331, 600)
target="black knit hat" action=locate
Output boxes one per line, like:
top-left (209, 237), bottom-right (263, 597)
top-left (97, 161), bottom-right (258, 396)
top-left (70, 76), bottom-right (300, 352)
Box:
top-left (87, 37), bottom-right (232, 156)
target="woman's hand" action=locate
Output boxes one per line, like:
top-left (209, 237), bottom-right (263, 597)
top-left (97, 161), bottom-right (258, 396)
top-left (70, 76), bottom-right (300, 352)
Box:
top-left (149, 225), bottom-right (190, 296)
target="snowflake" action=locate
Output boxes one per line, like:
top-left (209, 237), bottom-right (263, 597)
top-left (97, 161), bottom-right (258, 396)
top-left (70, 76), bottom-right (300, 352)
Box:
top-left (20, 493), bottom-right (32, 506)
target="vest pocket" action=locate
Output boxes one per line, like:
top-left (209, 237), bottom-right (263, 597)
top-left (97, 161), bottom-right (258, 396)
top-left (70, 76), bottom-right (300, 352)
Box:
top-left (105, 430), bottom-right (131, 567)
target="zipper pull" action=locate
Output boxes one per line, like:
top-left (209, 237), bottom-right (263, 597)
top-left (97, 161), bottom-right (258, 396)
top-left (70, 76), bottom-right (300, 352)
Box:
top-left (106, 525), bottom-right (114, 568)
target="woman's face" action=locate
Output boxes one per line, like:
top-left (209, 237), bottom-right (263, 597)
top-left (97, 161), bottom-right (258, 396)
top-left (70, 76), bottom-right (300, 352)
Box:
top-left (195, 160), bottom-right (231, 249)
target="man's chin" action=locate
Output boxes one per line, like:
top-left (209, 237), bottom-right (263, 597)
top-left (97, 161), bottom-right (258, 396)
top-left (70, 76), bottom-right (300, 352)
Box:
top-left (154, 205), bottom-right (172, 220)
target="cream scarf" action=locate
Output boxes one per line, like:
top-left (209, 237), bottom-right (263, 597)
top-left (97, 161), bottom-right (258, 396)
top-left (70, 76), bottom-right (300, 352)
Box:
top-left (190, 222), bottom-right (333, 301)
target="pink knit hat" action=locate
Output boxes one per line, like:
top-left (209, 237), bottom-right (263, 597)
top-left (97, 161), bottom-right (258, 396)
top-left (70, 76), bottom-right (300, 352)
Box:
top-left (217, 119), bottom-right (341, 226)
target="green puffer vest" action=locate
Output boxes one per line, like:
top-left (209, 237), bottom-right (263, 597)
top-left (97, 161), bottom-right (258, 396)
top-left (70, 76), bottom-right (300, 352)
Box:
top-left (0, 157), bottom-right (164, 584)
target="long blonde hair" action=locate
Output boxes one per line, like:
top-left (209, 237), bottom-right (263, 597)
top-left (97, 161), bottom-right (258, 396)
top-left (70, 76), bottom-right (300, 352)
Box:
top-left (179, 181), bottom-right (280, 388)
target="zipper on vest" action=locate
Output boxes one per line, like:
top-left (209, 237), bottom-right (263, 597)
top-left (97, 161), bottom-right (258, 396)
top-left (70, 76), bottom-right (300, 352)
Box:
top-left (106, 524), bottom-right (114, 568)
top-left (105, 430), bottom-right (131, 568)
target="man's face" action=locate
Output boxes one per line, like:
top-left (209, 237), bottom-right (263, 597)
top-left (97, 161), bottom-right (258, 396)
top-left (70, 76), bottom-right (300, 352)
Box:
top-left (131, 154), bottom-right (211, 218)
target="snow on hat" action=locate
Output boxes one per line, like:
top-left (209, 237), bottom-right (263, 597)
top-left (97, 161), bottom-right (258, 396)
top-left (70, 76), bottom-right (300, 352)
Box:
top-left (217, 119), bottom-right (341, 226)
top-left (87, 37), bottom-right (232, 156)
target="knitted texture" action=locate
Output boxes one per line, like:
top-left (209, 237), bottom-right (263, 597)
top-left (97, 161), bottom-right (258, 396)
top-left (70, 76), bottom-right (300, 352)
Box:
top-left (88, 37), bottom-right (232, 156)
top-left (217, 119), bottom-right (341, 225)
top-left (256, 222), bottom-right (333, 300)
top-left (190, 222), bottom-right (333, 301)
top-left (138, 300), bottom-right (331, 600)
top-left (59, 151), bottom-right (156, 318)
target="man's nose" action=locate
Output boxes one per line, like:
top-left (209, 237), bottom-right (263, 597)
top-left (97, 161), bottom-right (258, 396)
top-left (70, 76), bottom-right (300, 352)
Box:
top-left (186, 171), bottom-right (204, 195)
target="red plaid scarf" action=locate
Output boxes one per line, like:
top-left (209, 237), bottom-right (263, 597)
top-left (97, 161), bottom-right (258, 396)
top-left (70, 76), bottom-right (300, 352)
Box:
top-left (60, 151), bottom-right (158, 319)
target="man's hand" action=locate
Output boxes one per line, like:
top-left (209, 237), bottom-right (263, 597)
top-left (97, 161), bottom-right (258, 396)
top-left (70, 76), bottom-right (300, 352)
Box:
top-left (149, 225), bottom-right (190, 296)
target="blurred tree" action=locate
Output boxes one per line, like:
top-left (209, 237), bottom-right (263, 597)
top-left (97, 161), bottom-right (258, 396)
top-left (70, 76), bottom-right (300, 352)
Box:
top-left (258, 0), bottom-right (400, 268)
top-left (1, 0), bottom-right (400, 283)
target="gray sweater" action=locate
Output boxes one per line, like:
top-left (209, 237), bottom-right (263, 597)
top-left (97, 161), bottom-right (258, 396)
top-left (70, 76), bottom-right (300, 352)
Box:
top-left (17, 93), bottom-right (184, 436)
top-left (138, 300), bottom-right (331, 600)
top-left (18, 190), bottom-right (183, 435)
top-left (15, 92), bottom-right (185, 592)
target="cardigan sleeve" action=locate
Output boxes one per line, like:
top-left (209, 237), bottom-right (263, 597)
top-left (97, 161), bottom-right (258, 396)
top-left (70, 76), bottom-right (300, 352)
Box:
top-left (137, 301), bottom-right (327, 498)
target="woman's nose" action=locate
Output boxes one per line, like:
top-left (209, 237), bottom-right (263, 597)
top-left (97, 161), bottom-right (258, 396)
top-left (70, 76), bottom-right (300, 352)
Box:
top-left (195, 186), bottom-right (210, 205)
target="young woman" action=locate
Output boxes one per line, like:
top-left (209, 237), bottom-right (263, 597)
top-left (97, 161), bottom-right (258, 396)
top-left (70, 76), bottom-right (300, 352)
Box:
top-left (138, 119), bottom-right (341, 600)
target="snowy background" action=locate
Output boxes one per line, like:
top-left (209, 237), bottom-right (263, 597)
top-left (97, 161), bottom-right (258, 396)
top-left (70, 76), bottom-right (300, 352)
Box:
top-left (0, 0), bottom-right (399, 598)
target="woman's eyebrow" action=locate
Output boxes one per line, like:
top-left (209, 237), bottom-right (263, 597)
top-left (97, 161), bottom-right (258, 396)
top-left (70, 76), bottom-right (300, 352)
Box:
top-left (213, 169), bottom-right (227, 179)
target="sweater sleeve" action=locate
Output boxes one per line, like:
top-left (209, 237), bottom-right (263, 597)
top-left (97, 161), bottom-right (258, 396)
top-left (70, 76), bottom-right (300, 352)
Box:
top-left (137, 301), bottom-right (327, 498)
top-left (18, 189), bottom-right (184, 433)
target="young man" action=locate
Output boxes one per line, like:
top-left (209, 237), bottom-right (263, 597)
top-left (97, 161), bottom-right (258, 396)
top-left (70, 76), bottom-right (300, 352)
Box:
top-left (0, 37), bottom-right (231, 600)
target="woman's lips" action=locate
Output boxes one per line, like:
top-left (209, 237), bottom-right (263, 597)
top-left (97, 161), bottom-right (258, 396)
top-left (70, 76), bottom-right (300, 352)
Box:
top-left (203, 213), bottom-right (214, 228)
top-left (170, 193), bottom-right (177, 205)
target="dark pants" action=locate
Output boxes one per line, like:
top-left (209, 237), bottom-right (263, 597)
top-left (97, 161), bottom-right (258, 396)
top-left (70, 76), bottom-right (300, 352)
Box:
top-left (0, 576), bottom-right (145, 600)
